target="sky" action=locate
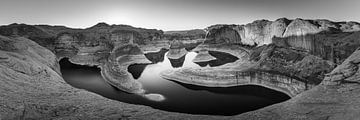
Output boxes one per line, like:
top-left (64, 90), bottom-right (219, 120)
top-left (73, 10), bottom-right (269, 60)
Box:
top-left (0, 0), bottom-right (359, 31)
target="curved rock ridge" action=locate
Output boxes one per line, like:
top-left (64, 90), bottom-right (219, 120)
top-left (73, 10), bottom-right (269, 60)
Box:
top-left (161, 68), bottom-right (311, 97)
top-left (205, 18), bottom-right (360, 64)
top-left (101, 44), bottom-right (152, 94)
top-left (162, 44), bottom-right (334, 96)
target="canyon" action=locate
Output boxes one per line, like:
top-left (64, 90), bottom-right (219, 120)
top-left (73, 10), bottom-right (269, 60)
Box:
top-left (1, 18), bottom-right (360, 119)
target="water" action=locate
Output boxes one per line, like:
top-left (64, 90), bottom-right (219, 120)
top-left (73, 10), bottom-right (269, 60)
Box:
top-left (60, 51), bottom-right (290, 115)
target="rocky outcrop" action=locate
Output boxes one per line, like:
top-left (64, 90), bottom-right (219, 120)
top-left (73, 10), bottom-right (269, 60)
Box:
top-left (166, 40), bottom-right (188, 59)
top-left (192, 50), bottom-right (217, 63)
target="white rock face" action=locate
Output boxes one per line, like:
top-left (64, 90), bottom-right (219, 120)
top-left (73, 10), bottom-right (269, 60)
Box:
top-left (144, 93), bottom-right (166, 102)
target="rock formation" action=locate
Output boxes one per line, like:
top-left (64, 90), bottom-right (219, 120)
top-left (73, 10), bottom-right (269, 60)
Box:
top-left (1, 18), bottom-right (360, 119)
top-left (166, 40), bottom-right (188, 59)
top-left (101, 44), bottom-right (152, 94)
top-left (192, 49), bottom-right (217, 63)
top-left (144, 48), bottom-right (169, 63)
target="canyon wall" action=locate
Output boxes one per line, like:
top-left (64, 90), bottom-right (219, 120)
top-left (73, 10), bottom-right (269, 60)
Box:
top-left (205, 18), bottom-right (360, 64)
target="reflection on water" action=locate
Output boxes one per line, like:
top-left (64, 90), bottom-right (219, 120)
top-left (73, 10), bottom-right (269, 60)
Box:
top-left (135, 52), bottom-right (200, 92)
top-left (60, 51), bottom-right (290, 115)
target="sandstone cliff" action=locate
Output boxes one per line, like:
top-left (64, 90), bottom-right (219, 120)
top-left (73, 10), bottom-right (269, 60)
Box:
top-left (205, 18), bottom-right (360, 64)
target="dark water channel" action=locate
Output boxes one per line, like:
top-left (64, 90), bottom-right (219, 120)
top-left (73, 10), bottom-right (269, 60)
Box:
top-left (60, 51), bottom-right (290, 115)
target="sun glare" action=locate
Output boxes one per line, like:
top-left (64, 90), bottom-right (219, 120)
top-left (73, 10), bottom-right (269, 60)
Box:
top-left (100, 9), bottom-right (133, 25)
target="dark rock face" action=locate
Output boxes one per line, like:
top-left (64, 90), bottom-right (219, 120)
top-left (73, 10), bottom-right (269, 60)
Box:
top-left (250, 44), bottom-right (335, 84)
